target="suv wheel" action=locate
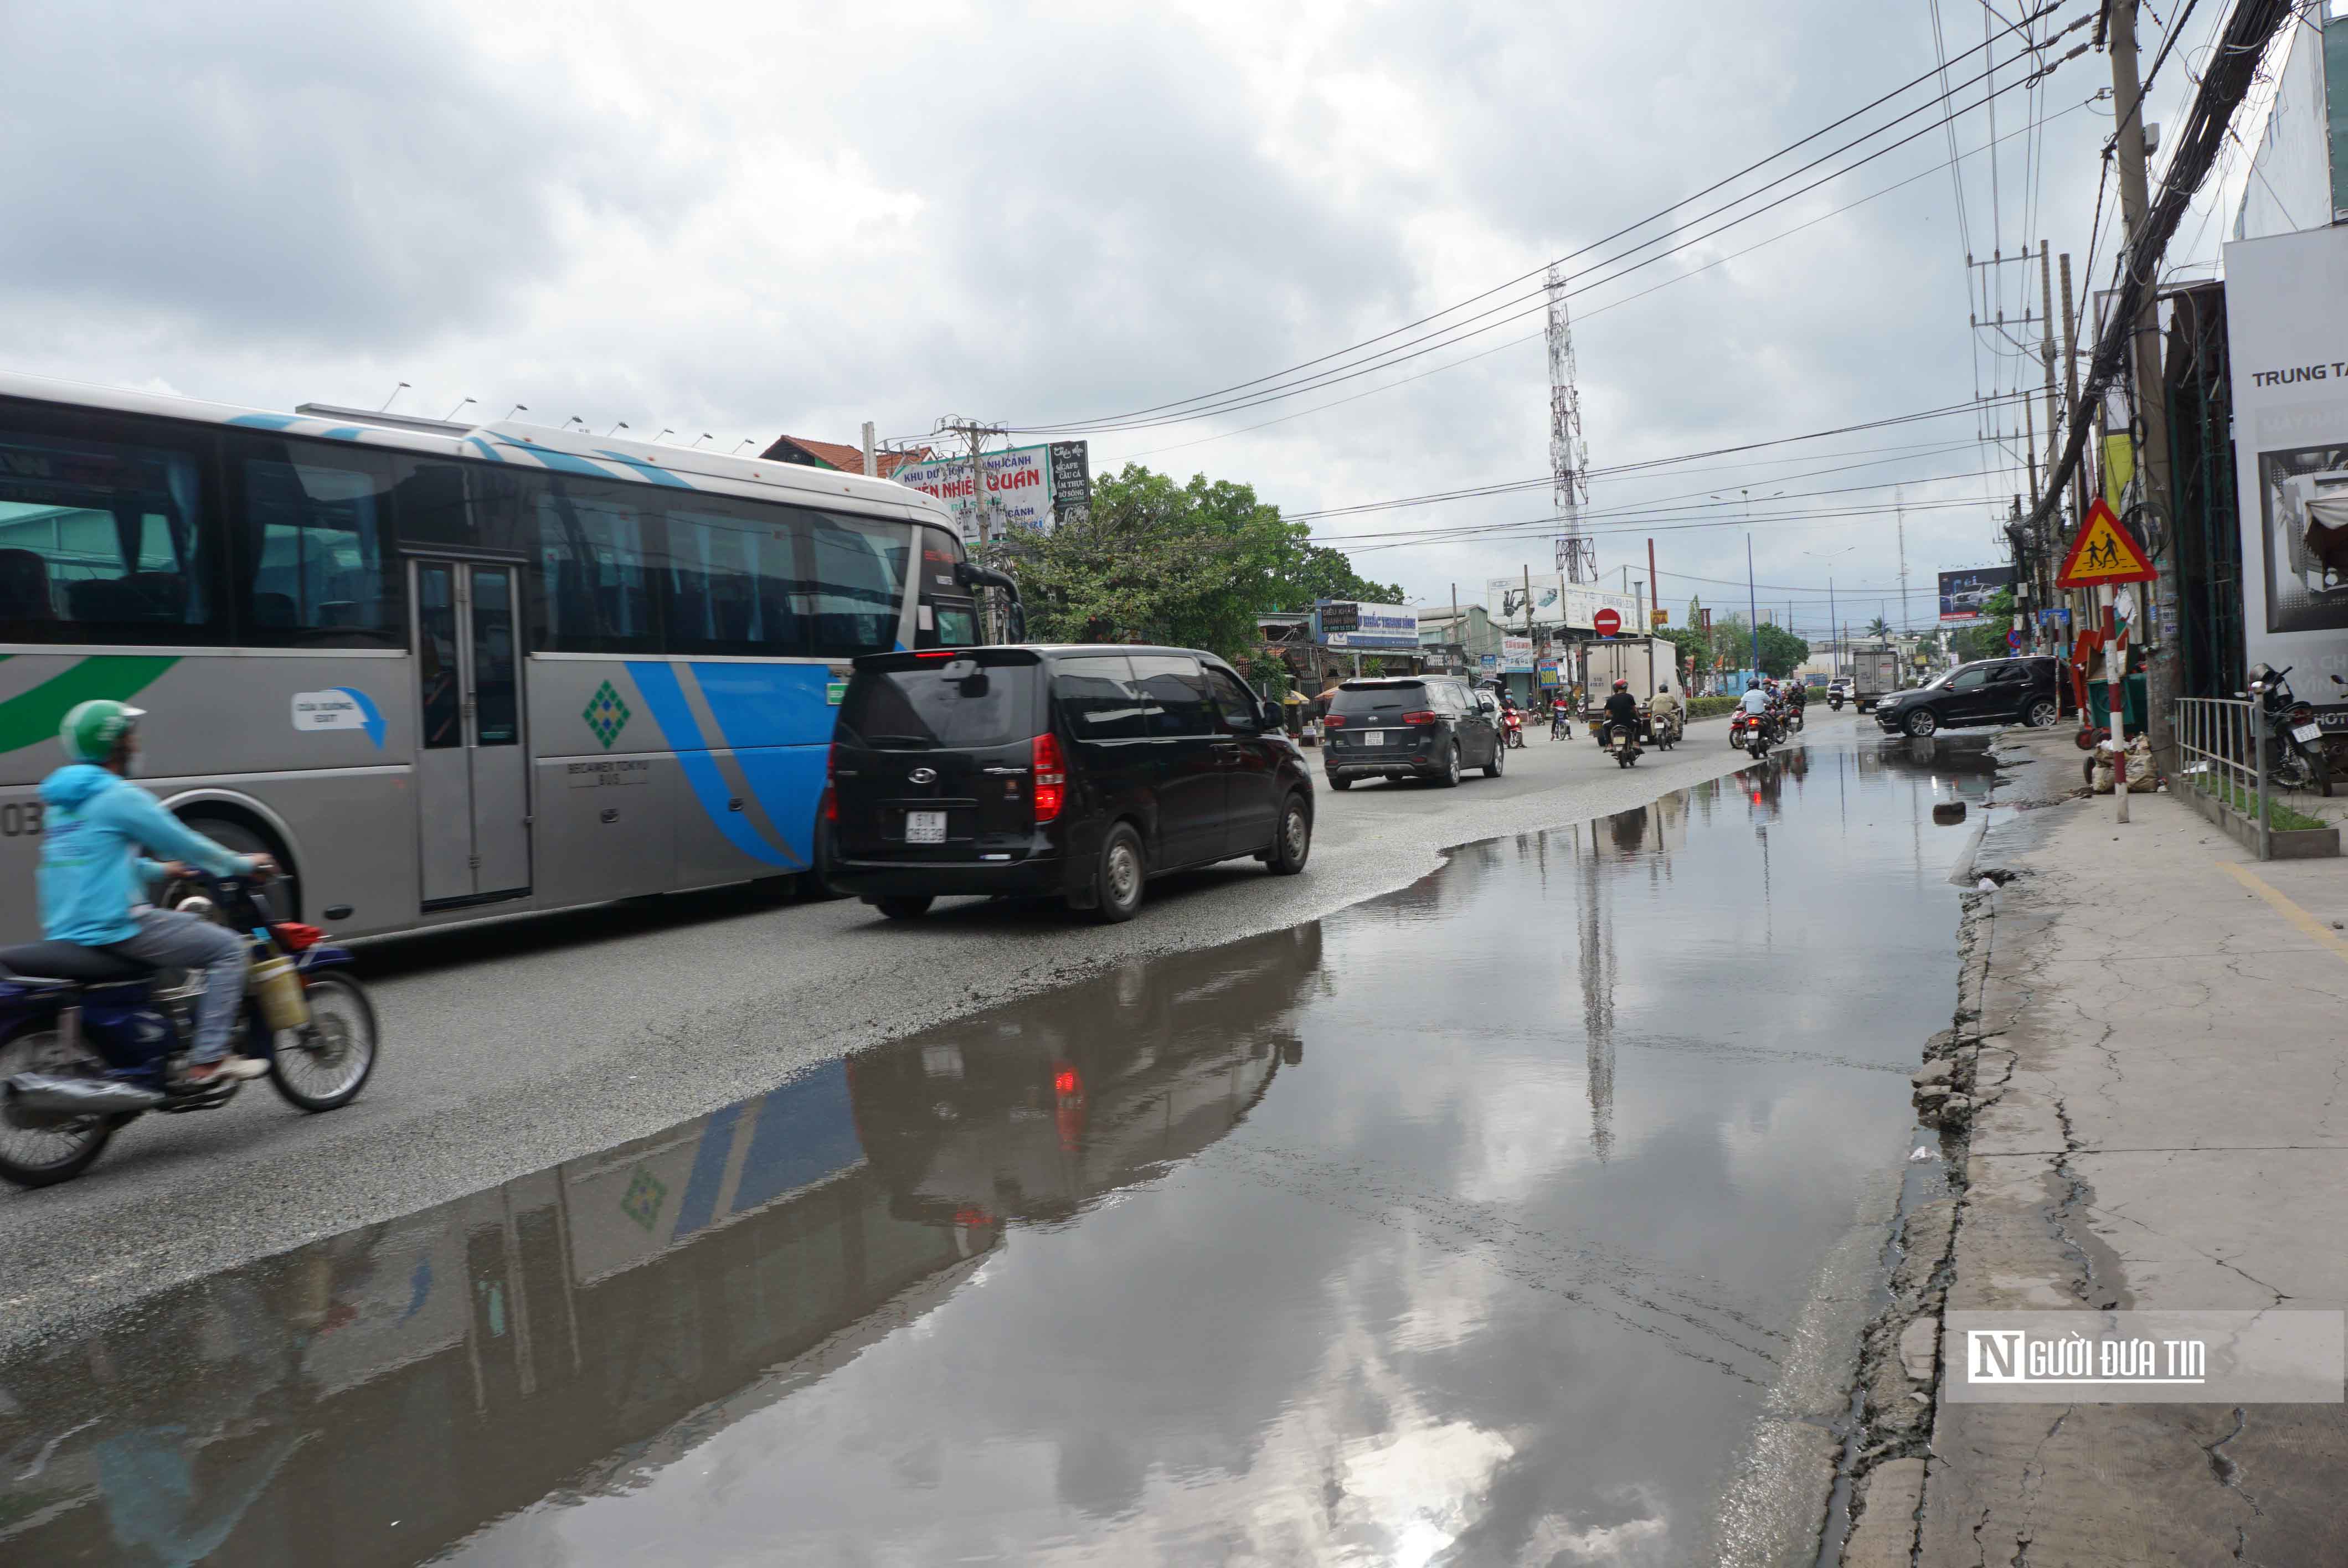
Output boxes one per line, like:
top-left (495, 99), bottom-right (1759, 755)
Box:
top-left (1484, 740), bottom-right (1504, 778)
top-left (1328, 773), bottom-right (1353, 791)
top-left (1904, 708), bottom-right (1938, 737)
top-left (1268, 793), bottom-right (1311, 875)
top-left (2025, 697), bottom-right (2059, 728)
top-left (1087, 823), bottom-right (1146, 924)
top-left (871, 895), bottom-right (934, 920)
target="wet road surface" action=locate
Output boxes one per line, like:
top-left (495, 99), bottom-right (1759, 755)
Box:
top-left (0, 733), bottom-right (2002, 1566)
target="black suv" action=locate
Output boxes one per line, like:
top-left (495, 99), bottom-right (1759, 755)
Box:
top-left (1322, 674), bottom-right (1503, 789)
top-left (826, 645), bottom-right (1314, 924)
top-left (1872, 655), bottom-right (2066, 737)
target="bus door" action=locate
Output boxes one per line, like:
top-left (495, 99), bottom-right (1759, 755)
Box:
top-left (412, 560), bottom-right (531, 906)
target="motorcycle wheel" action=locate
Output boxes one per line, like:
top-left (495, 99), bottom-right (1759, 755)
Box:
top-left (267, 974), bottom-right (380, 1112)
top-left (0, 1020), bottom-right (116, 1189)
top-left (1731, 731), bottom-right (1747, 751)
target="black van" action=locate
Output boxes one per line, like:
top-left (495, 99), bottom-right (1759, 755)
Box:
top-left (825, 645), bottom-right (1315, 924)
top-left (1322, 674), bottom-right (1503, 788)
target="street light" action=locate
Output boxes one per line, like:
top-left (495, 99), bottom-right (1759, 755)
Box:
top-left (1708, 492), bottom-right (1782, 682)
top-left (1803, 545), bottom-right (1859, 679)
top-left (444, 396), bottom-right (476, 421)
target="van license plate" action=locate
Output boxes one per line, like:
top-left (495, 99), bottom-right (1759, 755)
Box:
top-left (905, 811), bottom-right (947, 844)
top-left (2293, 723), bottom-right (2325, 744)
top-left (1363, 730), bottom-right (1384, 746)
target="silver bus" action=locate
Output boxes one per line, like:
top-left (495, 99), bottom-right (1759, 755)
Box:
top-left (0, 372), bottom-right (979, 941)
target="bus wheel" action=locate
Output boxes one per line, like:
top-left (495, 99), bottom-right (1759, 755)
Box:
top-left (176, 813), bottom-right (299, 924)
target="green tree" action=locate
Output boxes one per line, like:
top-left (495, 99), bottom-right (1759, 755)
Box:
top-left (1755, 622), bottom-right (1810, 679)
top-left (1865, 615), bottom-right (1893, 640)
top-left (1003, 463), bottom-right (1393, 664)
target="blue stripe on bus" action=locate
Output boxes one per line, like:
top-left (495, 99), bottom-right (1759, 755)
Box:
top-left (670, 1100), bottom-right (743, 1241)
top-left (318, 425), bottom-right (364, 441)
top-left (465, 437), bottom-right (506, 463)
top-left (594, 450), bottom-right (694, 489)
top-left (487, 439), bottom-right (620, 480)
top-left (624, 661), bottom-right (797, 868)
top-left (228, 414), bottom-right (301, 430)
top-left (733, 1061), bottom-right (861, 1215)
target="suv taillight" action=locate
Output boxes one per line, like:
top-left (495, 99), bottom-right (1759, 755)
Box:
top-left (1321, 714), bottom-right (1346, 728)
top-left (1400, 710), bottom-right (1438, 725)
top-left (1032, 731), bottom-right (1066, 823)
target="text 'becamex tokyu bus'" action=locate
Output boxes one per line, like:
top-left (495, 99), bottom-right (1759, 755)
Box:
top-left (0, 371), bottom-right (984, 942)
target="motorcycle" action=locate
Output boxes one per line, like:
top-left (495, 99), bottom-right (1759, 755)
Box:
top-left (0, 871), bottom-right (378, 1188)
top-left (1731, 708), bottom-right (1750, 750)
top-left (1829, 689), bottom-right (1845, 711)
top-left (1649, 706), bottom-right (1680, 751)
top-left (2253, 665), bottom-right (2334, 797)
top-left (1608, 720), bottom-right (1642, 767)
top-left (1747, 711), bottom-right (1777, 759)
top-left (1502, 708), bottom-right (1526, 750)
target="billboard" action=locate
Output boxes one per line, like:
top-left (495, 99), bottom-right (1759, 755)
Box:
top-left (1486, 573), bottom-right (1641, 631)
top-left (2227, 226), bottom-right (2348, 714)
top-left (1500, 635), bottom-right (1535, 672)
top-left (1317, 601), bottom-right (1419, 649)
top-left (892, 443), bottom-right (1074, 543)
top-left (1938, 565), bottom-right (2015, 623)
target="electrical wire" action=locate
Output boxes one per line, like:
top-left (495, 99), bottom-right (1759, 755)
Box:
top-left (1002, 3), bottom-right (2086, 437)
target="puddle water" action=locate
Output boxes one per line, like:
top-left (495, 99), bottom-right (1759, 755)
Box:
top-left (0, 739), bottom-right (1995, 1566)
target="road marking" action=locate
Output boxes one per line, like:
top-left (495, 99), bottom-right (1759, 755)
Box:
top-left (2215, 860), bottom-right (2348, 968)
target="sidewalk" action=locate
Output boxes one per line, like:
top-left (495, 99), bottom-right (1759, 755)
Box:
top-left (1845, 725), bottom-right (2348, 1567)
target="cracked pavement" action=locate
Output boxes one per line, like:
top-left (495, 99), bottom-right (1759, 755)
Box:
top-left (1907, 728), bottom-right (2348, 1567)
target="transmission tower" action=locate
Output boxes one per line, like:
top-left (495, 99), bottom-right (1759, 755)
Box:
top-left (1547, 264), bottom-right (1597, 583)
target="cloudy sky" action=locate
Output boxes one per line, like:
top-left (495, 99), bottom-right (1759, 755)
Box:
top-left (2, 1), bottom-right (2254, 642)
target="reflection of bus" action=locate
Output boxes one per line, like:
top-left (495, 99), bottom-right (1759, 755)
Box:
top-left (0, 372), bottom-right (979, 940)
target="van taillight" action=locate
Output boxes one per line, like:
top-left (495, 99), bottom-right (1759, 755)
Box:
top-left (823, 742), bottom-right (838, 822)
top-left (1321, 714), bottom-right (1346, 728)
top-left (1032, 732), bottom-right (1066, 823)
top-left (1400, 710), bottom-right (1438, 725)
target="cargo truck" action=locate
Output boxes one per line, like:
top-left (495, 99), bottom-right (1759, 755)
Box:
top-left (1850, 644), bottom-right (1901, 712)
top-left (1574, 637), bottom-right (1675, 708)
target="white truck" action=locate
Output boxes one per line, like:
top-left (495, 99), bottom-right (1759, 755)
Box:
top-left (1850, 644), bottom-right (1901, 712)
top-left (1575, 637), bottom-right (1675, 707)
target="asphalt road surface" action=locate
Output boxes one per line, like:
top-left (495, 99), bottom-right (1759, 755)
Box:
top-left (0, 709), bottom-right (1835, 1337)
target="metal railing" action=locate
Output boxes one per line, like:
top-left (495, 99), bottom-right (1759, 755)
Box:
top-left (2174, 695), bottom-right (2272, 859)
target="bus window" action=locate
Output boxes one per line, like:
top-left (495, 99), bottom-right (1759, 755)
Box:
top-left (802, 513), bottom-right (906, 658)
top-left (657, 499), bottom-right (805, 657)
top-left (532, 477), bottom-right (658, 653)
top-left (913, 525), bottom-right (975, 648)
top-left (0, 411), bottom-right (223, 644)
top-left (229, 437), bottom-right (401, 646)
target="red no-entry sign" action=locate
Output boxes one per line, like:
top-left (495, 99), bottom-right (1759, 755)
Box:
top-left (1592, 607), bottom-right (1622, 636)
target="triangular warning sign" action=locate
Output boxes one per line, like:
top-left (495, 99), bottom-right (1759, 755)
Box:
top-left (2056, 497), bottom-right (2156, 589)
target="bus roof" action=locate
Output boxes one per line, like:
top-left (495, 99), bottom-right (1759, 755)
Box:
top-left (0, 368), bottom-right (962, 529)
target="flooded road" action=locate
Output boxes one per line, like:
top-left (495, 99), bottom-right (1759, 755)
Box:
top-left (0, 736), bottom-right (2000, 1567)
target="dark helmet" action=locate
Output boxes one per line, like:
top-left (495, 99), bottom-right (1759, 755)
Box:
top-left (1657, 683), bottom-right (1669, 693)
top-left (1748, 679), bottom-right (1762, 691)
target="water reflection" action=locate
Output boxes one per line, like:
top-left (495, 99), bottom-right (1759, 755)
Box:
top-left (0, 930), bottom-right (1324, 1567)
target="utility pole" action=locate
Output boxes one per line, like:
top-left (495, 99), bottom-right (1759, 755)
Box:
top-left (933, 415), bottom-right (1008, 637)
top-left (2038, 243), bottom-right (2063, 643)
top-left (1746, 535), bottom-right (1760, 680)
top-left (2059, 249), bottom-right (2087, 658)
top-left (2108, 0), bottom-right (2179, 770)
top-left (1894, 487), bottom-right (1909, 634)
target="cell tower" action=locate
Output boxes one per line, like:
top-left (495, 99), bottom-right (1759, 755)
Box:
top-left (1547, 263), bottom-right (1597, 583)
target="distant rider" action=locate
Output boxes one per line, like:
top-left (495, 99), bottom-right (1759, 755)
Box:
top-left (1649, 682), bottom-right (1681, 737)
top-left (1602, 678), bottom-right (1641, 746)
top-left (37, 700), bottom-right (279, 1085)
top-left (1740, 679), bottom-right (1772, 735)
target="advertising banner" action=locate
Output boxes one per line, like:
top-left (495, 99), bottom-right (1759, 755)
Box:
top-left (1318, 601), bottom-right (1419, 649)
top-left (1501, 635), bottom-right (1535, 672)
top-left (892, 444), bottom-right (1059, 543)
top-left (1047, 440), bottom-right (1091, 527)
top-left (1486, 574), bottom-right (1640, 631)
top-left (2225, 225), bottom-right (2348, 713)
top-left (1938, 565), bottom-right (2015, 623)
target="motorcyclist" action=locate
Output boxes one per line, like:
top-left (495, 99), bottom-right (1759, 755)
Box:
top-left (1602, 678), bottom-right (1641, 746)
top-left (1649, 682), bottom-right (1682, 738)
top-left (1739, 679), bottom-right (1772, 725)
top-left (36, 700), bottom-right (279, 1086)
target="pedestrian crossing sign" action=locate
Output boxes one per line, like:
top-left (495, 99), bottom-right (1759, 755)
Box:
top-left (2055, 498), bottom-right (2156, 588)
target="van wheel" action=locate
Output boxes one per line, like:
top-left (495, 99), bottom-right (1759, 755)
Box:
top-left (1268, 794), bottom-right (1311, 875)
top-left (1484, 741), bottom-right (1504, 778)
top-left (1088, 824), bottom-right (1145, 924)
top-left (871, 896), bottom-right (933, 920)
top-left (1437, 747), bottom-right (1462, 788)
top-left (1328, 775), bottom-right (1353, 791)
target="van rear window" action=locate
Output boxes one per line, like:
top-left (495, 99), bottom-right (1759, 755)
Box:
top-left (1331, 683), bottom-right (1427, 716)
top-left (842, 657), bottom-right (1038, 749)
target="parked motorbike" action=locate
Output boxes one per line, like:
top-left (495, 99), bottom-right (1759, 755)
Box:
top-left (1609, 721), bottom-right (1642, 767)
top-left (0, 871), bottom-right (378, 1188)
top-left (2252, 665), bottom-right (2334, 797)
